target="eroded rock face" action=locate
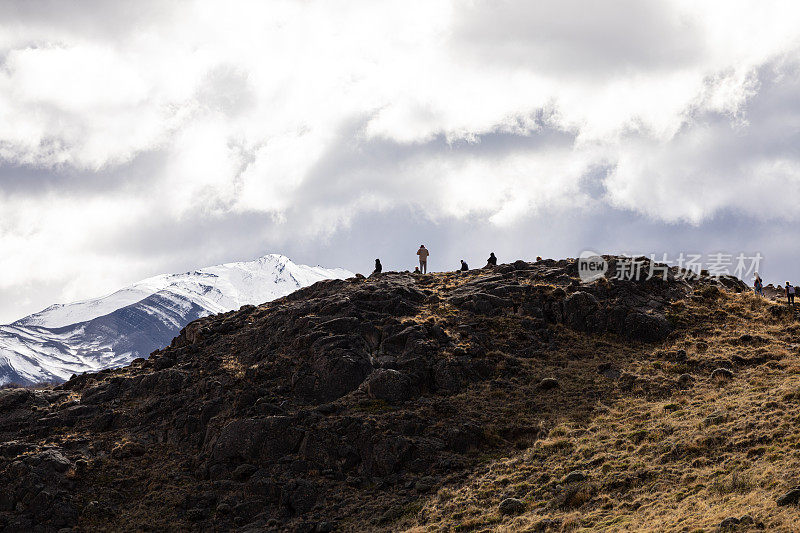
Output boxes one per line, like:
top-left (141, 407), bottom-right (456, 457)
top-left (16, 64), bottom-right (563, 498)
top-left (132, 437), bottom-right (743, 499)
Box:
top-left (364, 369), bottom-right (418, 404)
top-left (0, 257), bottom-right (742, 531)
top-left (563, 291), bottom-right (602, 332)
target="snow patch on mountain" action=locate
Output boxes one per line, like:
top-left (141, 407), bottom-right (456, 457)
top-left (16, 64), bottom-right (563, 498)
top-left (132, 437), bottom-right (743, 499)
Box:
top-left (1, 254), bottom-right (352, 386)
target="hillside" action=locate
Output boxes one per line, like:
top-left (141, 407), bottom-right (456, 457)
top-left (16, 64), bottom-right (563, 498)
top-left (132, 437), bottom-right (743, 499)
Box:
top-left (0, 255), bottom-right (351, 386)
top-left (2, 257), bottom-right (800, 532)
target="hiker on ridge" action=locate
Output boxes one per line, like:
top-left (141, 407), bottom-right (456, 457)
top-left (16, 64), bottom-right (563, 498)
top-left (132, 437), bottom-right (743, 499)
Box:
top-left (754, 273), bottom-right (764, 296)
top-left (460, 260), bottom-right (469, 271)
top-left (373, 259), bottom-right (382, 275)
top-left (486, 252), bottom-right (497, 267)
top-left (417, 245), bottom-right (429, 274)
top-left (786, 281), bottom-right (795, 306)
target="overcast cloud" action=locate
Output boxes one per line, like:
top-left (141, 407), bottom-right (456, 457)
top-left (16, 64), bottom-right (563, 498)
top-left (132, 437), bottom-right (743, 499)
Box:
top-left (1, 0), bottom-right (800, 322)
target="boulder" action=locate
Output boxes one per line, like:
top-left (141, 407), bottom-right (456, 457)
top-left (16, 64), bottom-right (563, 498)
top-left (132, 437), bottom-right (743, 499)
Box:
top-left (711, 368), bottom-right (734, 383)
top-left (364, 369), bottom-right (418, 403)
top-left (563, 292), bottom-right (602, 332)
top-left (538, 378), bottom-right (559, 390)
top-left (622, 311), bottom-right (672, 342)
top-left (208, 417), bottom-right (302, 463)
top-left (561, 471), bottom-right (586, 484)
top-left (498, 497), bottom-right (526, 515)
top-left (777, 487), bottom-right (800, 506)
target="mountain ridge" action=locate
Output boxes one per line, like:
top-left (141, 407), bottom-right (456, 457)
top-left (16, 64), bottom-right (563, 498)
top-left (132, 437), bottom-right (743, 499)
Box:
top-left (0, 254), bottom-right (352, 386)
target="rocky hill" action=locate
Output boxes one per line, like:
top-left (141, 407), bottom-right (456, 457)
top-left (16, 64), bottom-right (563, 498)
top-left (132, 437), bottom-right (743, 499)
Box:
top-left (2, 257), bottom-right (800, 532)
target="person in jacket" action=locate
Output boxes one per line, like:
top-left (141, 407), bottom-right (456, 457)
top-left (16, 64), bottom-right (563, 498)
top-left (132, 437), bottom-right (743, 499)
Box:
top-left (417, 245), bottom-right (429, 274)
top-left (460, 259), bottom-right (469, 271)
top-left (486, 252), bottom-right (497, 267)
top-left (373, 259), bottom-right (382, 275)
top-left (754, 273), bottom-right (764, 296)
top-left (786, 281), bottom-right (795, 306)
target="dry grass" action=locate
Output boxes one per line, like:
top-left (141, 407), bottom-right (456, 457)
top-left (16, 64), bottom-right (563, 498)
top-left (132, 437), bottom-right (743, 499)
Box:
top-left (403, 291), bottom-right (800, 532)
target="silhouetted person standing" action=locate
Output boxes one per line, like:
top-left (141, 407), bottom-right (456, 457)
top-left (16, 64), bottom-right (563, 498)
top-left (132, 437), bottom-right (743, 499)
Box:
top-left (373, 259), bottom-right (382, 275)
top-left (417, 245), bottom-right (429, 274)
top-left (460, 260), bottom-right (469, 271)
top-left (787, 281), bottom-right (795, 306)
top-left (486, 252), bottom-right (497, 267)
top-left (754, 273), bottom-right (764, 296)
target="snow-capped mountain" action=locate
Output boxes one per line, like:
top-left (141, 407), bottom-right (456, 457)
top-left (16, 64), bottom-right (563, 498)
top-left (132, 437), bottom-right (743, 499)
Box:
top-left (0, 254), bottom-right (353, 386)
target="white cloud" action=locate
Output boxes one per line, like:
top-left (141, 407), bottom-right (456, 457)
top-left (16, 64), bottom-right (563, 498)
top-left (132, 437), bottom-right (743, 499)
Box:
top-left (2, 0), bottom-right (800, 321)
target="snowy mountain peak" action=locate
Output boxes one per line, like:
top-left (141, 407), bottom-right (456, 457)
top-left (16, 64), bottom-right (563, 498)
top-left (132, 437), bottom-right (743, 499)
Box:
top-left (14, 255), bottom-right (351, 329)
top-left (1, 254), bottom-right (353, 386)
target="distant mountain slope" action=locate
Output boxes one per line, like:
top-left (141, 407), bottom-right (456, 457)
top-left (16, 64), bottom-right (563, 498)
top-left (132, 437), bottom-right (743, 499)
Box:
top-left (0, 255), bottom-right (352, 386)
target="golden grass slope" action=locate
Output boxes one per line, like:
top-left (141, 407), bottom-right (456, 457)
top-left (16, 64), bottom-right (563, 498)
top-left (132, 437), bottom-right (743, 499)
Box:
top-left (403, 289), bottom-right (800, 532)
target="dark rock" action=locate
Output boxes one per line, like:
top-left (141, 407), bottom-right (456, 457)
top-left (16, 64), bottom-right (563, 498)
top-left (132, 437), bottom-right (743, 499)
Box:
top-left (111, 441), bottom-right (146, 459)
top-left (711, 368), bottom-right (734, 383)
top-left (538, 378), bottom-right (559, 390)
top-left (563, 291), bottom-right (602, 332)
top-left (622, 311), bottom-right (672, 342)
top-left (718, 517), bottom-right (739, 530)
top-left (232, 464), bottom-right (258, 481)
top-left (677, 374), bottom-right (694, 389)
top-left (302, 351), bottom-right (372, 401)
top-left (281, 480), bottom-right (318, 516)
top-left (738, 515), bottom-right (755, 527)
top-left (35, 449), bottom-right (72, 473)
top-left (561, 471), bottom-right (586, 484)
top-left (777, 487), bottom-right (800, 506)
top-left (598, 363), bottom-right (620, 380)
top-left (414, 476), bottom-right (438, 492)
top-left (363, 436), bottom-right (414, 476)
top-left (498, 497), bottom-right (526, 515)
top-left (208, 417), bottom-right (302, 463)
top-left (434, 361), bottom-right (465, 392)
top-left (364, 369), bottom-right (418, 403)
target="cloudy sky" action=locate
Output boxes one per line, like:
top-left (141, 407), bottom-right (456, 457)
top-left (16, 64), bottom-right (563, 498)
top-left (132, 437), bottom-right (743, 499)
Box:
top-left (1, 0), bottom-right (800, 323)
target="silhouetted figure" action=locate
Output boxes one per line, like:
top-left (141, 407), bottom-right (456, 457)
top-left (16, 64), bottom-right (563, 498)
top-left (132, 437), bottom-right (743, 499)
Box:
top-left (460, 260), bottom-right (469, 271)
top-left (754, 273), bottom-right (764, 296)
top-left (373, 259), bottom-right (382, 275)
top-left (414, 266), bottom-right (420, 274)
top-left (417, 245), bottom-right (429, 274)
top-left (486, 252), bottom-right (497, 267)
top-left (786, 281), bottom-right (795, 306)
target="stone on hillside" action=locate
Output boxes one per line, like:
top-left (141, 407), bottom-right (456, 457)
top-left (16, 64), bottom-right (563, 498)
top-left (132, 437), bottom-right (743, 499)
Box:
top-left (563, 291), bottom-right (602, 332)
top-left (538, 377), bottom-right (559, 390)
top-left (777, 487), bottom-right (800, 506)
top-left (498, 497), bottom-right (526, 515)
top-left (364, 369), bottom-right (418, 403)
top-left (622, 311), bottom-right (672, 342)
top-left (561, 471), bottom-right (586, 484)
top-left (711, 368), bottom-right (734, 383)
top-left (677, 373), bottom-right (694, 389)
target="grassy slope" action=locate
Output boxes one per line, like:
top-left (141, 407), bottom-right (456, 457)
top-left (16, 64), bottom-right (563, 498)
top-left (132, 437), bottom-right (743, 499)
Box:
top-left (402, 288), bottom-right (800, 532)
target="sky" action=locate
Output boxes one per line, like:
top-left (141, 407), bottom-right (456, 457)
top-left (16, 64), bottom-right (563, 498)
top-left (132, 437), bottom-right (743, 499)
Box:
top-left (2, 0), bottom-right (800, 323)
